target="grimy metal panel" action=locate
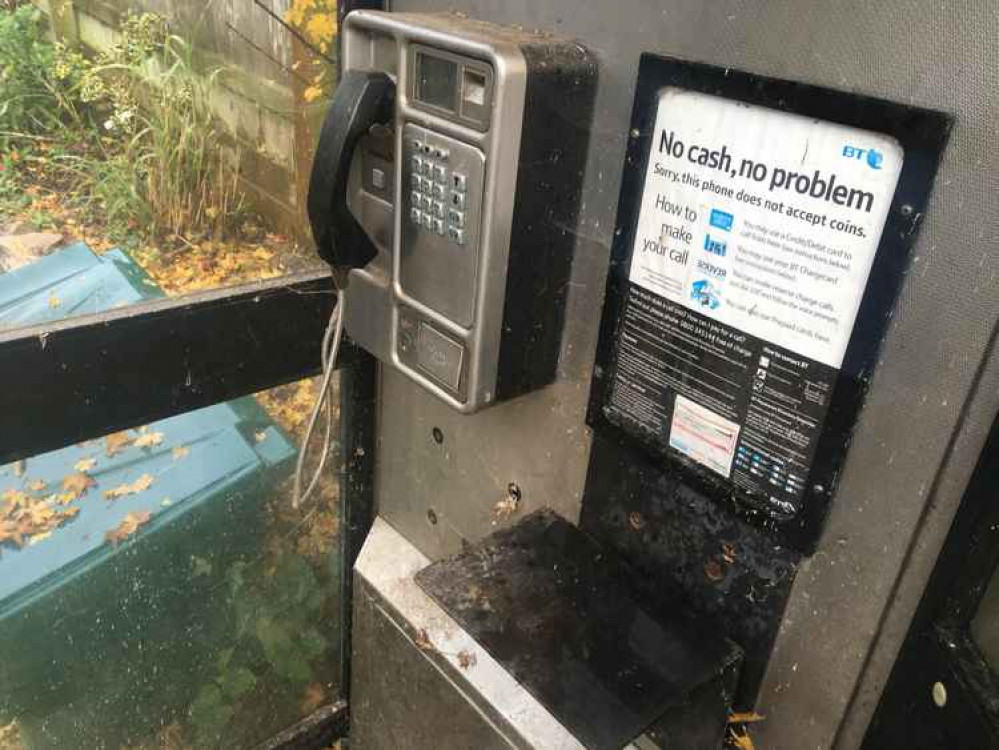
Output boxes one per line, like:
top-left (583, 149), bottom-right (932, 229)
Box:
top-left (375, 1), bottom-right (999, 748)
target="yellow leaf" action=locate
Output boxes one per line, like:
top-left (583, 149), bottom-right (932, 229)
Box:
top-left (728, 728), bottom-right (757, 750)
top-left (28, 531), bottom-right (52, 546)
top-left (172, 445), bottom-right (189, 460)
top-left (104, 473), bottom-right (154, 500)
top-left (27, 479), bottom-right (47, 492)
top-left (47, 294), bottom-right (60, 309)
top-left (74, 457), bottom-right (96, 472)
top-left (303, 85), bottom-right (323, 103)
top-left (105, 510), bottom-right (152, 545)
top-left (133, 431), bottom-right (164, 449)
top-left (61, 472), bottom-right (96, 499)
top-left (105, 431), bottom-right (132, 456)
top-left (728, 712), bottom-right (766, 725)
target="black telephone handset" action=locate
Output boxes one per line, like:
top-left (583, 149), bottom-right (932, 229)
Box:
top-left (307, 70), bottom-right (395, 277)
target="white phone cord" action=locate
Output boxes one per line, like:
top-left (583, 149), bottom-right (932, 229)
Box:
top-left (292, 289), bottom-right (346, 509)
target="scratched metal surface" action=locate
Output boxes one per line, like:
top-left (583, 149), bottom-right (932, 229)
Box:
top-left (377, 1), bottom-right (999, 748)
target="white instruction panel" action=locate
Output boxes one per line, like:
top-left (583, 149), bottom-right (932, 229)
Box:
top-left (605, 88), bottom-right (903, 516)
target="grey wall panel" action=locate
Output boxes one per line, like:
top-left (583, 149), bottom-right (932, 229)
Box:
top-left (378, 1), bottom-right (999, 748)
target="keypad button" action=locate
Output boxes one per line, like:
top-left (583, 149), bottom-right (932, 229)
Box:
top-left (447, 226), bottom-right (466, 245)
top-left (452, 173), bottom-right (467, 192)
top-left (410, 173), bottom-right (421, 190)
top-left (432, 200), bottom-right (444, 218)
top-left (432, 217), bottom-right (444, 235)
top-left (422, 213), bottom-right (434, 231)
top-left (448, 209), bottom-right (464, 228)
top-left (410, 190), bottom-right (421, 207)
top-left (420, 177), bottom-right (433, 192)
top-left (450, 192), bottom-right (466, 210)
top-left (432, 183), bottom-right (445, 199)
top-left (420, 195), bottom-right (433, 211)
top-left (412, 155), bottom-right (423, 173)
top-left (433, 164), bottom-right (446, 182)
top-left (410, 207), bottom-right (422, 225)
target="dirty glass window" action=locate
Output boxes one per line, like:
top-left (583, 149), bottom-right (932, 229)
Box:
top-left (0, 375), bottom-right (344, 750)
top-left (0, 0), bottom-right (336, 328)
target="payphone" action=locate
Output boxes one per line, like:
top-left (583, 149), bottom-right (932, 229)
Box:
top-left (308, 11), bottom-right (596, 412)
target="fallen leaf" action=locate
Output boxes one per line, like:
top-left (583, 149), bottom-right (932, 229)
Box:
top-left (629, 511), bottom-right (646, 531)
top-left (414, 628), bottom-right (436, 653)
top-left (105, 510), bottom-right (152, 545)
top-left (104, 473), bottom-right (154, 500)
top-left (47, 294), bottom-right (60, 309)
top-left (722, 542), bottom-right (739, 565)
top-left (61, 472), bottom-right (96, 499)
top-left (172, 445), bottom-right (189, 460)
top-left (0, 518), bottom-right (24, 548)
top-left (105, 431), bottom-right (132, 456)
top-left (254, 431), bottom-right (268, 443)
top-left (74, 457), bottom-right (96, 472)
top-left (492, 495), bottom-right (519, 522)
top-left (728, 728), bottom-right (756, 750)
top-left (300, 682), bottom-right (325, 714)
top-left (134, 431), bottom-right (164, 449)
top-left (457, 650), bottom-right (477, 669)
top-left (28, 530), bottom-right (52, 545)
top-left (705, 558), bottom-right (726, 582)
top-left (27, 479), bottom-right (47, 492)
top-left (728, 712), bottom-right (766, 725)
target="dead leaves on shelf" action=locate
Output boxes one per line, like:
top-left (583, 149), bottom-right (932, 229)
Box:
top-left (0, 488), bottom-right (81, 552)
top-left (1, 424), bottom-right (168, 553)
top-left (105, 510), bottom-right (152, 546)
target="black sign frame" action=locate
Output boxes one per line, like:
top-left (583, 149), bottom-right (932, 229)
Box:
top-left (587, 53), bottom-right (952, 552)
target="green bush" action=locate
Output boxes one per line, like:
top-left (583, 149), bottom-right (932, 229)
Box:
top-left (0, 6), bottom-right (75, 139)
top-left (1, 8), bottom-right (244, 242)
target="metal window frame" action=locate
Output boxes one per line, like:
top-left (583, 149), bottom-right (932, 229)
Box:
top-left (0, 271), bottom-right (351, 463)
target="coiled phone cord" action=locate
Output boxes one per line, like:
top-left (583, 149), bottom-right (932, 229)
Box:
top-left (292, 288), bottom-right (346, 509)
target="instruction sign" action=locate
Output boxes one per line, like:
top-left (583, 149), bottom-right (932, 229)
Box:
top-left (605, 88), bottom-right (903, 517)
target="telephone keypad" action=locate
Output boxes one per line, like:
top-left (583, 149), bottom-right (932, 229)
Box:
top-left (407, 143), bottom-right (471, 247)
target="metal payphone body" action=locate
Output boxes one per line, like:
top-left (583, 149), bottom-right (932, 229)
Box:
top-left (320, 12), bottom-right (594, 412)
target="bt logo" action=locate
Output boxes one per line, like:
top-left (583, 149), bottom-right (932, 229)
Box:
top-left (842, 145), bottom-right (883, 170)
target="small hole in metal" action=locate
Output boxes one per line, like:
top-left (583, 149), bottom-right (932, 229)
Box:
top-left (432, 427), bottom-right (443, 444)
top-left (900, 204), bottom-right (914, 217)
top-left (427, 508), bottom-right (438, 525)
top-left (507, 483), bottom-right (522, 503)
